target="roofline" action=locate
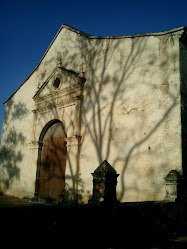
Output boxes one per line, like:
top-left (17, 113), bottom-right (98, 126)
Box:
top-left (3, 24), bottom-right (187, 104)
top-left (63, 24), bottom-right (186, 39)
top-left (4, 23), bottom-right (65, 104)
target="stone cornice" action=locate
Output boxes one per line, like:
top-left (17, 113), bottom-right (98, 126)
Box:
top-left (33, 84), bottom-right (83, 114)
top-left (34, 83), bottom-right (82, 103)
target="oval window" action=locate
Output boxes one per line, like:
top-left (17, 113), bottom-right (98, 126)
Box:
top-left (53, 77), bottom-right (61, 89)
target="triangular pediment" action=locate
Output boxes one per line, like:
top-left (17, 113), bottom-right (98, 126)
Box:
top-left (33, 66), bottom-right (84, 100)
top-left (33, 66), bottom-right (85, 112)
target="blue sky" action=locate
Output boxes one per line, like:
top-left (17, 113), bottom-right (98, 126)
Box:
top-left (0, 0), bottom-right (186, 138)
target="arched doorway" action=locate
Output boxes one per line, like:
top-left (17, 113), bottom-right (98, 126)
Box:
top-left (37, 120), bottom-right (67, 203)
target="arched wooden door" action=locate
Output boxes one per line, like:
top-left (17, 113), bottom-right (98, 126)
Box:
top-left (38, 122), bottom-right (67, 203)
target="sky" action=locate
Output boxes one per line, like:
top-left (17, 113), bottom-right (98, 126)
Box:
top-left (0, 0), bottom-right (186, 138)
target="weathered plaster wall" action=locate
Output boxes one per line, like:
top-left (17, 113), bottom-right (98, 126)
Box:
top-left (79, 31), bottom-right (183, 203)
top-left (0, 26), bottom-right (184, 203)
top-left (0, 72), bottom-right (37, 197)
top-left (0, 27), bottom-right (87, 198)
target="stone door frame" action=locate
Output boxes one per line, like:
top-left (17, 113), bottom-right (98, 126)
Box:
top-left (30, 66), bottom-right (85, 202)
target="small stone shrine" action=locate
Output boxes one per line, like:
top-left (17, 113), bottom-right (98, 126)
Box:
top-left (164, 170), bottom-right (181, 201)
top-left (89, 160), bottom-right (119, 205)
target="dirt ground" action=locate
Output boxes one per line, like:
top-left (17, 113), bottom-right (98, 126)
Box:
top-left (1, 195), bottom-right (187, 249)
top-left (0, 195), bottom-right (34, 207)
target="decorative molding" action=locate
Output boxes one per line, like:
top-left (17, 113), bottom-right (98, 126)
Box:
top-left (29, 141), bottom-right (43, 150)
top-left (32, 66), bottom-right (85, 114)
top-left (33, 85), bottom-right (83, 113)
top-left (65, 136), bottom-right (82, 147)
top-left (33, 66), bottom-right (85, 100)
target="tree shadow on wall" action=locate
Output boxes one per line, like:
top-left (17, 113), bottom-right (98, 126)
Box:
top-left (6, 27), bottom-right (181, 203)
top-left (64, 173), bottom-right (90, 203)
top-left (35, 29), bottom-right (181, 202)
top-left (74, 32), bottom-right (180, 201)
top-left (0, 99), bottom-right (28, 191)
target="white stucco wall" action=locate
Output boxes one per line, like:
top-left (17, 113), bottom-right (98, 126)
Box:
top-left (80, 32), bottom-right (183, 202)
top-left (0, 25), bottom-right (184, 203)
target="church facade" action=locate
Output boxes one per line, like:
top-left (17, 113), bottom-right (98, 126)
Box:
top-left (0, 25), bottom-right (187, 203)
